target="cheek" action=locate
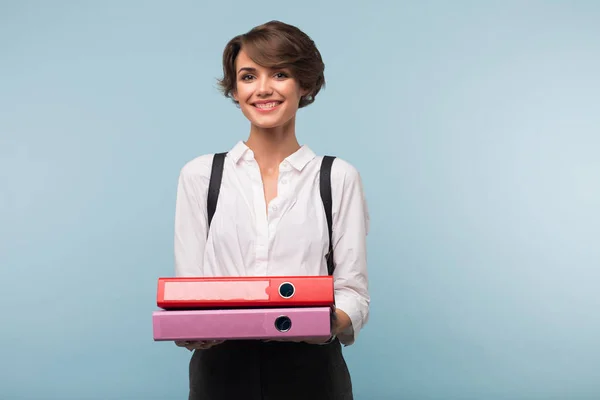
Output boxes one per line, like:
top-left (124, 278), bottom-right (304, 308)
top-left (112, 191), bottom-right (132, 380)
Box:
top-left (284, 85), bottom-right (302, 100)
top-left (235, 85), bottom-right (250, 100)
top-left (284, 90), bottom-right (302, 108)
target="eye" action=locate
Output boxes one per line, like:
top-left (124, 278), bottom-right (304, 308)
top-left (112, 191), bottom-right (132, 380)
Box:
top-left (274, 72), bottom-right (289, 79)
top-left (240, 74), bottom-right (255, 81)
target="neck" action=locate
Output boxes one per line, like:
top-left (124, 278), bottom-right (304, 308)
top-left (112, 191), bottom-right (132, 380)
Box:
top-left (245, 117), bottom-right (301, 169)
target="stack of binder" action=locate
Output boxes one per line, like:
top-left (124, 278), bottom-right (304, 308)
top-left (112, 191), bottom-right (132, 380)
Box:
top-left (152, 276), bottom-right (334, 342)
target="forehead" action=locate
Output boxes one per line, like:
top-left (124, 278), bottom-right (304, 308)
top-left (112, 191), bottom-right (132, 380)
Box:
top-left (235, 49), bottom-right (255, 68)
top-left (235, 48), bottom-right (288, 73)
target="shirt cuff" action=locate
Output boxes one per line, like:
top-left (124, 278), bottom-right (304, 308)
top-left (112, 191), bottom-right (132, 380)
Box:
top-left (334, 292), bottom-right (367, 346)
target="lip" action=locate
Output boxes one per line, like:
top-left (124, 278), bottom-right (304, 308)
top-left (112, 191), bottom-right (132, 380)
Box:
top-left (252, 100), bottom-right (283, 113)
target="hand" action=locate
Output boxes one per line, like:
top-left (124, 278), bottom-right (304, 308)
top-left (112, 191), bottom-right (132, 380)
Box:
top-left (331, 307), bottom-right (352, 336)
top-left (303, 307), bottom-right (351, 344)
top-left (174, 340), bottom-right (224, 351)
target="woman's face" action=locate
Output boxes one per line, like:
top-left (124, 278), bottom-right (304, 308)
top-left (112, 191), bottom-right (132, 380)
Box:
top-left (232, 49), bottom-right (307, 129)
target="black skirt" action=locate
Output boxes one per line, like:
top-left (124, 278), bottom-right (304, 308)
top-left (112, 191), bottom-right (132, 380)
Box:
top-left (188, 338), bottom-right (354, 400)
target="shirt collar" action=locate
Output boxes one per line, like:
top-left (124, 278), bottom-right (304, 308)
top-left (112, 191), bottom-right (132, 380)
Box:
top-left (227, 141), bottom-right (316, 171)
top-left (285, 144), bottom-right (316, 171)
top-left (227, 141), bottom-right (252, 164)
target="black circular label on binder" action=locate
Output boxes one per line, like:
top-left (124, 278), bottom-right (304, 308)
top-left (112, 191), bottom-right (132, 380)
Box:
top-left (274, 316), bottom-right (292, 332)
top-left (278, 282), bottom-right (295, 298)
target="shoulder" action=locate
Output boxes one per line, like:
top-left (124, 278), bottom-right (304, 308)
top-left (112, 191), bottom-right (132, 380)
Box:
top-left (177, 153), bottom-right (219, 191)
top-left (323, 155), bottom-right (368, 205)
top-left (179, 153), bottom-right (216, 179)
top-left (326, 156), bottom-right (364, 187)
top-left (323, 155), bottom-right (370, 231)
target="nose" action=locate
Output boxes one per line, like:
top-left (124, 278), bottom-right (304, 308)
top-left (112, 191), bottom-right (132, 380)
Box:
top-left (256, 76), bottom-right (273, 97)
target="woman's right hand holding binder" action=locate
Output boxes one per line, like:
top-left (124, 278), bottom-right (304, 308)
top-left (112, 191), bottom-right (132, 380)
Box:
top-left (174, 340), bottom-right (225, 351)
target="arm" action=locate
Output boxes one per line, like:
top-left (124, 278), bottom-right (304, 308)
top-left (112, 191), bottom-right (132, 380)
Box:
top-left (173, 157), bottom-right (226, 351)
top-left (330, 160), bottom-right (370, 346)
top-left (174, 159), bottom-right (210, 277)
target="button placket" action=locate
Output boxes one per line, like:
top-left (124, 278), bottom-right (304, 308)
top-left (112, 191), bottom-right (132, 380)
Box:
top-left (244, 154), bottom-right (269, 275)
top-left (278, 160), bottom-right (292, 192)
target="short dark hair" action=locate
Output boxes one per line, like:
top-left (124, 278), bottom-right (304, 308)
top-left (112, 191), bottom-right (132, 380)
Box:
top-left (217, 20), bottom-right (325, 108)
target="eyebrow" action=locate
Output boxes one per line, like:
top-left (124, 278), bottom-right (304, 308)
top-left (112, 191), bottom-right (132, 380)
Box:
top-left (237, 67), bottom-right (257, 74)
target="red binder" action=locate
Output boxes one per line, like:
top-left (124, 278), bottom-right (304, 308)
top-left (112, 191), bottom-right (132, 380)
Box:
top-left (157, 275), bottom-right (334, 310)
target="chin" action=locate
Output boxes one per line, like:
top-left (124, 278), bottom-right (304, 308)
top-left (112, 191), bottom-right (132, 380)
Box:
top-left (251, 121), bottom-right (280, 129)
top-left (243, 109), bottom-right (295, 129)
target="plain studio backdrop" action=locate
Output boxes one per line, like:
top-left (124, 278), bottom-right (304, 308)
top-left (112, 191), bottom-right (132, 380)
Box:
top-left (1, 1), bottom-right (599, 399)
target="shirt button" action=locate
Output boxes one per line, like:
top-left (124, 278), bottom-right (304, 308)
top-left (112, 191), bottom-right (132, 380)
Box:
top-left (281, 179), bottom-right (288, 184)
top-left (271, 205), bottom-right (278, 212)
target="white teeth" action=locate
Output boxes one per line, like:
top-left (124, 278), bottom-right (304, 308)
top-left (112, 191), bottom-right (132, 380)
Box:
top-left (255, 102), bottom-right (280, 109)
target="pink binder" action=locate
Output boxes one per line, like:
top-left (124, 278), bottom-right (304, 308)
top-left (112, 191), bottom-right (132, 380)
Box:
top-left (152, 307), bottom-right (332, 341)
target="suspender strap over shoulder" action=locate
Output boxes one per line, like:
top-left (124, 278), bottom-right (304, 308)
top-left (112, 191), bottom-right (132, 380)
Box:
top-left (320, 155), bottom-right (336, 275)
top-left (207, 152), bottom-right (227, 229)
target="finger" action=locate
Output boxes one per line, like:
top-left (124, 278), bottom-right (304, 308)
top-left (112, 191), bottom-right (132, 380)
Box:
top-left (181, 341), bottom-right (205, 350)
top-left (181, 339), bottom-right (225, 351)
top-left (189, 341), bottom-right (218, 350)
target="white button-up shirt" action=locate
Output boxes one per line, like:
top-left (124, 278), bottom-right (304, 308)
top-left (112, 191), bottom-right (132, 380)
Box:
top-left (173, 141), bottom-right (370, 345)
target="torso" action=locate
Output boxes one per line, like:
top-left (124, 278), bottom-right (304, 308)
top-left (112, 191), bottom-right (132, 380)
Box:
top-left (204, 150), bottom-right (330, 277)
top-left (177, 141), bottom-right (365, 278)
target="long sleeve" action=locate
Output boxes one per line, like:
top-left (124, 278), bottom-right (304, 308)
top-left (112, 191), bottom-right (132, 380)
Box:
top-left (174, 156), bottom-right (211, 277)
top-left (330, 159), bottom-right (370, 346)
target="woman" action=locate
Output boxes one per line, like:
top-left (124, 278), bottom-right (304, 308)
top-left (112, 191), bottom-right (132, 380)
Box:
top-left (172, 20), bottom-right (370, 400)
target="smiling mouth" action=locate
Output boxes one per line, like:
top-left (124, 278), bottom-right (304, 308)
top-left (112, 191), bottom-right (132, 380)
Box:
top-left (253, 101), bottom-right (282, 111)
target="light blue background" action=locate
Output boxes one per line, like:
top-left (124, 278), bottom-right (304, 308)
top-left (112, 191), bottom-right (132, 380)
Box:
top-left (1, 1), bottom-right (599, 399)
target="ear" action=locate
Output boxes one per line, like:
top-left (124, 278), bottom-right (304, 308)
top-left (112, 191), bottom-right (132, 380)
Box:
top-left (232, 88), bottom-right (238, 102)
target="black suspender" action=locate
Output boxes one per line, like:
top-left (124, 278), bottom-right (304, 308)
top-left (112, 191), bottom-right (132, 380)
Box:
top-left (206, 153), bottom-right (336, 275)
top-left (206, 152), bottom-right (226, 230)
top-left (319, 155), bottom-right (336, 275)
